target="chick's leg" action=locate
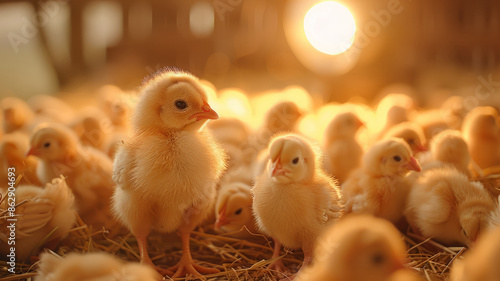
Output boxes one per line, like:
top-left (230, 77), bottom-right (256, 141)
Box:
top-left (268, 239), bottom-right (289, 273)
top-left (167, 225), bottom-right (219, 278)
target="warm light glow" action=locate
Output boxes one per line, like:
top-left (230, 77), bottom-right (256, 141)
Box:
top-left (304, 1), bottom-right (356, 55)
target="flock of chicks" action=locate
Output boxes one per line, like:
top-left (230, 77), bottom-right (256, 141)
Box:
top-left (1, 68), bottom-right (500, 281)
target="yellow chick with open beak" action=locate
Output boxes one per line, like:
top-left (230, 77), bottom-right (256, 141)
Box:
top-left (343, 138), bottom-right (421, 223)
top-left (450, 226), bottom-right (500, 281)
top-left (214, 181), bottom-right (258, 236)
top-left (252, 133), bottom-right (343, 278)
top-left (0, 176), bottom-right (75, 262)
top-left (35, 252), bottom-right (161, 281)
top-left (295, 215), bottom-right (407, 281)
top-left (26, 123), bottom-right (115, 228)
top-left (405, 167), bottom-right (495, 246)
top-left (111, 69), bottom-right (227, 278)
top-left (323, 111), bottom-right (365, 183)
top-left (462, 106), bottom-right (500, 169)
top-left (383, 122), bottom-right (427, 155)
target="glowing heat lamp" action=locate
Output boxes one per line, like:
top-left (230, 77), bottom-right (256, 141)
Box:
top-left (304, 1), bottom-right (356, 55)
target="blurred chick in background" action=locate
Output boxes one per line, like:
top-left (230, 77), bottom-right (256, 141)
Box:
top-left (0, 176), bottom-right (75, 262)
top-left (405, 167), bottom-right (495, 246)
top-left (27, 95), bottom-right (76, 125)
top-left (1, 97), bottom-right (35, 134)
top-left (419, 130), bottom-right (472, 177)
top-left (342, 138), bottom-right (421, 223)
top-left (295, 215), bottom-right (408, 281)
top-left (35, 252), bottom-right (161, 281)
top-left (450, 226), bottom-right (500, 281)
top-left (462, 106), bottom-right (500, 170)
top-left (27, 123), bottom-right (116, 228)
top-left (111, 69), bottom-right (226, 278)
top-left (252, 133), bottom-right (343, 277)
top-left (0, 132), bottom-right (41, 186)
top-left (323, 111), bottom-right (364, 183)
top-left (382, 122), bottom-right (427, 155)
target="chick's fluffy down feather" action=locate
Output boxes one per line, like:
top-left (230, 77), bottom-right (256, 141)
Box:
top-left (35, 252), bottom-right (161, 281)
top-left (0, 176), bottom-right (75, 261)
top-left (112, 130), bottom-right (226, 233)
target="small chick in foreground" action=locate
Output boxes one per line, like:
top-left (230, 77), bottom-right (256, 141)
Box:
top-left (112, 69), bottom-right (226, 278)
top-left (323, 111), bottom-right (364, 183)
top-left (0, 176), bottom-right (75, 262)
top-left (450, 226), bottom-right (500, 281)
top-left (35, 252), bottom-right (161, 281)
top-left (383, 122), bottom-right (427, 155)
top-left (462, 106), bottom-right (500, 169)
top-left (295, 215), bottom-right (407, 281)
top-left (342, 138), bottom-right (421, 223)
top-left (405, 167), bottom-right (495, 246)
top-left (214, 181), bottom-right (258, 236)
top-left (27, 123), bottom-right (115, 228)
top-left (252, 134), bottom-right (343, 278)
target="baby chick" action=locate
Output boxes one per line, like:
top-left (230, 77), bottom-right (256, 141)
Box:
top-left (35, 252), bottom-right (161, 281)
top-left (405, 167), bottom-right (495, 246)
top-left (462, 106), bottom-right (500, 169)
top-left (27, 123), bottom-right (115, 228)
top-left (1, 97), bottom-right (35, 133)
top-left (27, 95), bottom-right (76, 125)
top-left (0, 176), bottom-right (75, 262)
top-left (383, 122), bottom-right (427, 155)
top-left (214, 181), bottom-right (258, 236)
top-left (450, 226), bottom-right (500, 281)
top-left (422, 130), bottom-right (472, 177)
top-left (0, 132), bottom-right (41, 186)
top-left (323, 111), bottom-right (364, 183)
top-left (111, 69), bottom-right (226, 278)
top-left (97, 84), bottom-right (133, 129)
top-left (342, 138), bottom-right (421, 223)
top-left (252, 133), bottom-right (343, 277)
top-left (295, 215), bottom-right (406, 281)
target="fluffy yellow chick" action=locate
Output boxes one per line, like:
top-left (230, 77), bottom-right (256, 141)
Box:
top-left (0, 176), bottom-right (75, 262)
top-left (111, 69), bottom-right (226, 278)
top-left (214, 181), bottom-right (258, 236)
top-left (373, 94), bottom-right (415, 140)
top-left (405, 167), bottom-right (495, 246)
top-left (383, 122), bottom-right (427, 154)
top-left (252, 133), bottom-right (343, 276)
top-left (295, 215), bottom-right (406, 281)
top-left (323, 111), bottom-right (364, 183)
top-left (69, 107), bottom-right (111, 150)
top-left (27, 123), bottom-right (115, 228)
top-left (97, 84), bottom-right (133, 129)
top-left (450, 226), bottom-right (500, 281)
top-left (0, 132), bottom-right (41, 186)
top-left (35, 252), bottom-right (161, 281)
top-left (421, 130), bottom-right (472, 177)
top-left (1, 97), bottom-right (35, 133)
top-left (462, 106), bottom-right (500, 169)
top-left (343, 138), bottom-right (421, 223)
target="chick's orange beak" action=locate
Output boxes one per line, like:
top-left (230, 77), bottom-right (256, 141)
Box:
top-left (215, 207), bottom-right (229, 229)
top-left (405, 156), bottom-right (421, 172)
top-left (414, 144), bottom-right (428, 153)
top-left (26, 147), bottom-right (38, 157)
top-left (189, 101), bottom-right (218, 121)
top-left (271, 157), bottom-right (288, 177)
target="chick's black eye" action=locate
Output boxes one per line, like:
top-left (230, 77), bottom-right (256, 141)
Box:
top-left (292, 157), bottom-right (299, 164)
top-left (234, 208), bottom-right (243, 215)
top-left (407, 139), bottom-right (415, 145)
top-left (174, 100), bottom-right (187, 110)
top-left (43, 142), bottom-right (51, 148)
top-left (371, 252), bottom-right (386, 265)
top-left (393, 156), bottom-right (401, 162)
